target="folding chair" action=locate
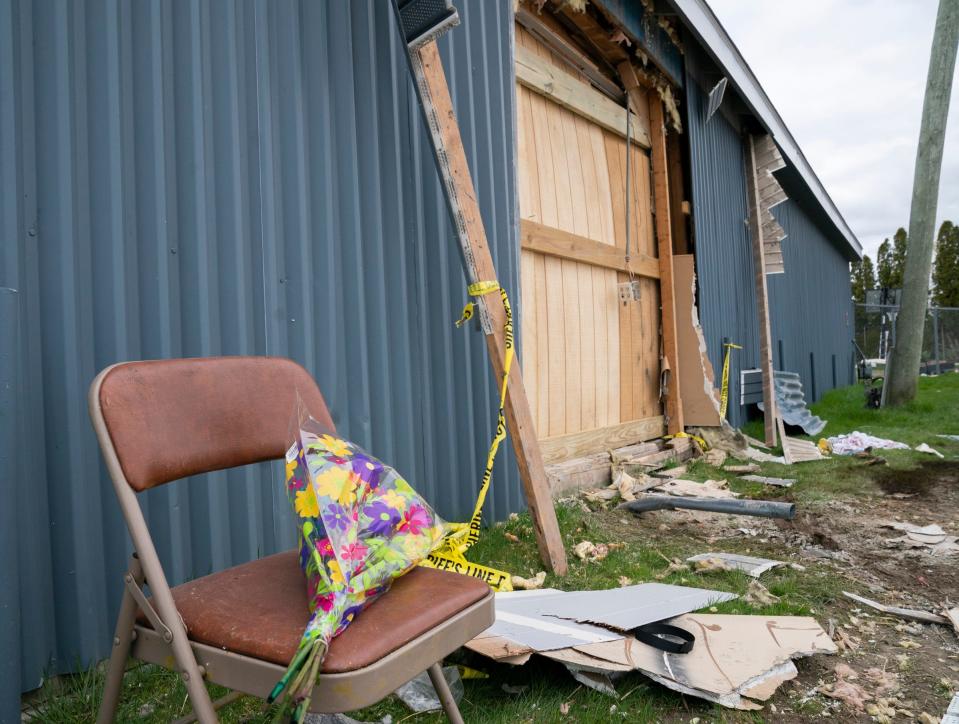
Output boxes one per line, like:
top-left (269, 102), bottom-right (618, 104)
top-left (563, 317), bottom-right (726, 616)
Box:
top-left (89, 356), bottom-right (494, 724)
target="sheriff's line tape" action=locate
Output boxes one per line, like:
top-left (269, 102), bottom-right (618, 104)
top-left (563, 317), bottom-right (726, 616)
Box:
top-left (719, 341), bottom-right (742, 419)
top-left (424, 280), bottom-right (515, 591)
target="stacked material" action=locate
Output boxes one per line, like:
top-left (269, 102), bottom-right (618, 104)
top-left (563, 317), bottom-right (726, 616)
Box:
top-left (467, 584), bottom-right (836, 709)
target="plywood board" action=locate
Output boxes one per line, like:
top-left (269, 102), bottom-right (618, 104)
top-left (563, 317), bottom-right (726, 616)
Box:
top-left (515, 23), bottom-right (661, 446)
top-left (674, 255), bottom-right (722, 426)
top-left (540, 416), bottom-right (665, 464)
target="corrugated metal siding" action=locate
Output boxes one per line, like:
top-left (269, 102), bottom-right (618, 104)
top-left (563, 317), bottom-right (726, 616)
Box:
top-left (683, 43), bottom-right (854, 427)
top-left (684, 46), bottom-right (759, 428)
top-left (0, 0), bottom-right (519, 715)
top-left (768, 200), bottom-right (856, 397)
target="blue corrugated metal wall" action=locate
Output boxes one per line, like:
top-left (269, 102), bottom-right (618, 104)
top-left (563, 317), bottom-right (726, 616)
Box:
top-left (684, 43), bottom-right (854, 427)
top-left (684, 46), bottom-right (758, 428)
top-left (0, 0), bottom-right (519, 716)
top-left (769, 201), bottom-right (856, 397)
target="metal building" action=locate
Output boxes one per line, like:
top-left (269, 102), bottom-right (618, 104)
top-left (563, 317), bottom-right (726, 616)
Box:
top-left (2, 0), bottom-right (862, 718)
top-left (678, 3), bottom-right (860, 427)
top-left (1, 1), bottom-right (520, 718)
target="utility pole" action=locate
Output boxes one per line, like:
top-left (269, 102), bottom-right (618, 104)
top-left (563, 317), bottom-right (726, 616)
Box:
top-left (886, 0), bottom-right (959, 405)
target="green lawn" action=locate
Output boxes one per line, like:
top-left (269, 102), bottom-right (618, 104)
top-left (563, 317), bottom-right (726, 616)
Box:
top-left (22, 374), bottom-right (959, 723)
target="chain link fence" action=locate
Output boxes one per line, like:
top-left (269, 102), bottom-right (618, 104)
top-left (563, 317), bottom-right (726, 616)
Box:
top-left (854, 302), bottom-right (959, 373)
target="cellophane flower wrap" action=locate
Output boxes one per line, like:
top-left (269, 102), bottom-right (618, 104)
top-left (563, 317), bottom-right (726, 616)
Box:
top-left (269, 407), bottom-right (446, 721)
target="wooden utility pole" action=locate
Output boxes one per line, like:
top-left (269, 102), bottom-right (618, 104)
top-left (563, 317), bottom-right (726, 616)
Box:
top-left (395, 11), bottom-right (567, 574)
top-left (886, 0), bottom-right (959, 406)
top-left (619, 62), bottom-right (684, 435)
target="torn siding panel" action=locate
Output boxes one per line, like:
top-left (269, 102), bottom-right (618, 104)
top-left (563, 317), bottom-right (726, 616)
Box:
top-left (675, 254), bottom-right (722, 426)
top-left (684, 41), bottom-right (854, 427)
top-left (684, 45), bottom-right (758, 428)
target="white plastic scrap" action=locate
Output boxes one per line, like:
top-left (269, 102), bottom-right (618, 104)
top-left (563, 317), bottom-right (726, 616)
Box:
top-left (915, 443), bottom-right (945, 458)
top-left (826, 431), bottom-right (909, 455)
top-left (395, 667), bottom-right (463, 712)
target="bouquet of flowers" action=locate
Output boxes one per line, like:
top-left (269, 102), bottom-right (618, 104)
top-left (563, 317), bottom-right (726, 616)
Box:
top-left (269, 408), bottom-right (446, 721)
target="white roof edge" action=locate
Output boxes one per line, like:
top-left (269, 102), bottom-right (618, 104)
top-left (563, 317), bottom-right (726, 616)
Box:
top-left (670, 0), bottom-right (863, 257)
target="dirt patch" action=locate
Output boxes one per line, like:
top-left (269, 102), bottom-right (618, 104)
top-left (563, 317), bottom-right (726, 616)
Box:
top-left (871, 460), bottom-right (959, 496)
top-left (591, 458), bottom-right (959, 720)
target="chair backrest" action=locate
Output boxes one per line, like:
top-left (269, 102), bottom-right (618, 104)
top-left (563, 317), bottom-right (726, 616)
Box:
top-left (90, 356), bottom-right (335, 492)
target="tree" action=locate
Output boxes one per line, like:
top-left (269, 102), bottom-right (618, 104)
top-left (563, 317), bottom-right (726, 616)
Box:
top-left (933, 220), bottom-right (959, 307)
top-left (850, 254), bottom-right (877, 303)
top-left (876, 228), bottom-right (908, 290)
top-left (886, 0), bottom-right (959, 406)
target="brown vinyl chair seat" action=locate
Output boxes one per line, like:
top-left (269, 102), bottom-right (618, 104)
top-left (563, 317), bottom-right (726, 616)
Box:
top-left (137, 550), bottom-right (490, 673)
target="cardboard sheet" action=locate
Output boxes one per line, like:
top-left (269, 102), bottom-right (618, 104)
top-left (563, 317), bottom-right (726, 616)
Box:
top-left (620, 613), bottom-right (836, 709)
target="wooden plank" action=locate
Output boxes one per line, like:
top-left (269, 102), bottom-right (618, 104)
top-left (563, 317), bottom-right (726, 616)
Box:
top-left (534, 254), bottom-right (550, 433)
top-left (578, 262), bottom-right (597, 431)
top-left (667, 131), bottom-right (690, 254)
top-left (606, 267), bottom-right (620, 427)
top-left (561, 259), bottom-right (581, 433)
top-left (409, 40), bottom-right (567, 574)
top-left (516, 44), bottom-right (651, 148)
top-left (521, 250), bottom-right (538, 432)
top-left (590, 125), bottom-right (616, 246)
top-left (520, 219), bottom-right (660, 277)
top-left (514, 8), bottom-right (625, 103)
top-left (545, 255), bottom-right (566, 436)
top-left (747, 134), bottom-right (779, 447)
top-left (540, 416), bottom-right (666, 464)
top-left (618, 271), bottom-right (635, 422)
top-left (593, 265), bottom-right (610, 427)
top-left (622, 61), bottom-right (683, 435)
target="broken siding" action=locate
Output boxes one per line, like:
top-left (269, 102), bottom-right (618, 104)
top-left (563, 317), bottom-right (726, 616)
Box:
top-left (0, 0), bottom-right (518, 713)
top-left (684, 44), bottom-right (854, 427)
top-left (684, 47), bottom-right (759, 428)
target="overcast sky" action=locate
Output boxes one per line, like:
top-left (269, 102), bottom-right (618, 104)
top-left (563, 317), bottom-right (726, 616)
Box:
top-left (708, 0), bottom-right (959, 261)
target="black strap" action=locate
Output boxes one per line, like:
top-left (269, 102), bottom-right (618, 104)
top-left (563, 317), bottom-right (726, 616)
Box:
top-left (631, 622), bottom-right (695, 654)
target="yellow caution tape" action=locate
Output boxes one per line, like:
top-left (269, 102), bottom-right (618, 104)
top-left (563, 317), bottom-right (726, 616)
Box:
top-left (423, 280), bottom-right (515, 592)
top-left (719, 342), bottom-right (742, 419)
top-left (664, 430), bottom-right (708, 451)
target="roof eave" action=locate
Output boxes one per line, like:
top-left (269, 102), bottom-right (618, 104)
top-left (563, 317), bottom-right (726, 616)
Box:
top-left (668, 0), bottom-right (863, 258)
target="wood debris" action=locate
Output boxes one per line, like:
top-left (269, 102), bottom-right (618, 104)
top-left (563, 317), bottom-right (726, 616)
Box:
top-left (739, 474), bottom-right (796, 487)
top-left (511, 571), bottom-right (547, 590)
top-left (745, 580), bottom-right (780, 606)
top-left (842, 591), bottom-right (949, 626)
top-left (723, 463), bottom-right (760, 474)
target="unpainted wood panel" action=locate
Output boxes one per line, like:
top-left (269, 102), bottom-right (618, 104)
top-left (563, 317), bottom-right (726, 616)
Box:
top-left (515, 21), bottom-right (659, 438)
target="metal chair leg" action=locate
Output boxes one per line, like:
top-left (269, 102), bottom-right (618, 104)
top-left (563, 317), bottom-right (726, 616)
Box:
top-left (97, 556), bottom-right (144, 724)
top-left (427, 663), bottom-right (464, 724)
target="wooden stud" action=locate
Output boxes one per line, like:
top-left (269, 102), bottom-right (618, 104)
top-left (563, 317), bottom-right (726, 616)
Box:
top-left (540, 416), bottom-right (666, 464)
top-left (620, 61), bottom-right (684, 435)
top-left (746, 134), bottom-right (778, 447)
top-left (520, 219), bottom-right (660, 277)
top-left (516, 45), bottom-right (651, 148)
top-left (666, 132), bottom-right (690, 255)
top-left (409, 41), bottom-right (568, 575)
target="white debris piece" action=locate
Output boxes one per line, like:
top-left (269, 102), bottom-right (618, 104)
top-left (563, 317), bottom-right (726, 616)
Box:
top-left (915, 442), bottom-right (945, 458)
top-left (686, 552), bottom-right (785, 578)
top-left (827, 431), bottom-right (909, 455)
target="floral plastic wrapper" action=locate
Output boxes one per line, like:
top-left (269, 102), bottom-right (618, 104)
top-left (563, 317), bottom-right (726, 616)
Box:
top-left (269, 404), bottom-right (446, 721)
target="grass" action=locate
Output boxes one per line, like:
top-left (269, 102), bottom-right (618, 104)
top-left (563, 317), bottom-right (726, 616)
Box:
top-left (23, 375), bottom-right (959, 723)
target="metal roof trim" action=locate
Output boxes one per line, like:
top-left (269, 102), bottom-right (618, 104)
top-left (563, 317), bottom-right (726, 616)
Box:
top-left (669, 0), bottom-right (863, 258)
